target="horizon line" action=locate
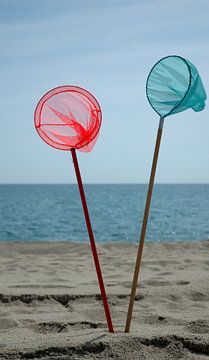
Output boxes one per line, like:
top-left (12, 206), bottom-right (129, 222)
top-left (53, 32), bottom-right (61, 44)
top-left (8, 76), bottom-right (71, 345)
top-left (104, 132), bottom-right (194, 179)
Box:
top-left (0, 182), bottom-right (209, 186)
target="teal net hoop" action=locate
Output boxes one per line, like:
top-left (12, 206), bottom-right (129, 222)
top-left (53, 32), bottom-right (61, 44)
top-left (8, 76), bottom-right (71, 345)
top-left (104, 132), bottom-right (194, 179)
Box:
top-left (146, 55), bottom-right (207, 118)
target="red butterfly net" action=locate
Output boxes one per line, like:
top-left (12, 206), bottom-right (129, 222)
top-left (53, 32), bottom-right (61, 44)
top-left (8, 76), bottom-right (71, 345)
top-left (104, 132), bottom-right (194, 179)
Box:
top-left (34, 85), bottom-right (114, 333)
top-left (34, 85), bottom-right (102, 152)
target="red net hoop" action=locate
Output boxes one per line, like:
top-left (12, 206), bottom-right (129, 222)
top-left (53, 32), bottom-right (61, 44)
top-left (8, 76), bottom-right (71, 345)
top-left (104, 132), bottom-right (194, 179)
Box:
top-left (34, 85), bottom-right (102, 152)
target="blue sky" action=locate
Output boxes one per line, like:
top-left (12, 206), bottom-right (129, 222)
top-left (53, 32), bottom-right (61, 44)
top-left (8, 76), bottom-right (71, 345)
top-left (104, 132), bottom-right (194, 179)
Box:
top-left (0, 0), bottom-right (209, 183)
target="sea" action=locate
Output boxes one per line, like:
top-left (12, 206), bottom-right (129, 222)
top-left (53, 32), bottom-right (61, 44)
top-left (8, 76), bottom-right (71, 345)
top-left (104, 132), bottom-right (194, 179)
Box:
top-left (0, 184), bottom-right (208, 243)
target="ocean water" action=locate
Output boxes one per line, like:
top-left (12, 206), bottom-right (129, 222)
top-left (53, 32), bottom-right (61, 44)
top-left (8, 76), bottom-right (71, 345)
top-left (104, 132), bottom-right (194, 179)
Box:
top-left (0, 184), bottom-right (208, 243)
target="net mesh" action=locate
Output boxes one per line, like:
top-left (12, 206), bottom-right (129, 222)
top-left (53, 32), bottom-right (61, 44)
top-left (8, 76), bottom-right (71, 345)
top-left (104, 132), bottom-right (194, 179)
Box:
top-left (34, 86), bottom-right (102, 151)
top-left (146, 55), bottom-right (207, 118)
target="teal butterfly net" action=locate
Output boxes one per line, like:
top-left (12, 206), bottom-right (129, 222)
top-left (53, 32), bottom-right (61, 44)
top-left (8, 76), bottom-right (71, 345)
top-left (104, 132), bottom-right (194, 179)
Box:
top-left (146, 55), bottom-right (207, 118)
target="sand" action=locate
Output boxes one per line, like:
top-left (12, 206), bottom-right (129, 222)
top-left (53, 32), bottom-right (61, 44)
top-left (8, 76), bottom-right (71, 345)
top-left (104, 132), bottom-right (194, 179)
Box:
top-left (0, 240), bottom-right (209, 359)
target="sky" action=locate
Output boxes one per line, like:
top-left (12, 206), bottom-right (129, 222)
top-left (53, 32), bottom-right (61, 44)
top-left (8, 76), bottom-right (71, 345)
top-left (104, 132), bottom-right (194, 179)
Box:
top-left (0, 0), bottom-right (209, 184)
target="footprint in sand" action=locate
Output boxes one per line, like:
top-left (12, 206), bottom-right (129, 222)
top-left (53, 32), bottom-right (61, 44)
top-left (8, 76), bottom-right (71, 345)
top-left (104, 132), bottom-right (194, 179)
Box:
top-left (186, 320), bottom-right (209, 334)
top-left (176, 280), bottom-right (190, 285)
top-left (0, 318), bottom-right (18, 330)
top-left (146, 280), bottom-right (172, 286)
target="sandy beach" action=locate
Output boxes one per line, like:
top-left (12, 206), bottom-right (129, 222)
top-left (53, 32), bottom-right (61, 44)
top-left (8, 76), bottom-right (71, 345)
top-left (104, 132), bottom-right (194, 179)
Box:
top-left (0, 240), bottom-right (209, 359)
